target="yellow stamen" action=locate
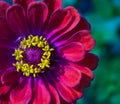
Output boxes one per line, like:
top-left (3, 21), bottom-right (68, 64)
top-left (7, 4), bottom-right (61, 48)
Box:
top-left (13, 61), bottom-right (23, 71)
top-left (31, 36), bottom-right (39, 46)
top-left (12, 49), bottom-right (23, 60)
top-left (20, 38), bottom-right (27, 49)
top-left (12, 35), bottom-right (54, 77)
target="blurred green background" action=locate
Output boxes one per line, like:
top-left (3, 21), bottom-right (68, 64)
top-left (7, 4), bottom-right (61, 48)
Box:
top-left (5, 0), bottom-right (120, 104)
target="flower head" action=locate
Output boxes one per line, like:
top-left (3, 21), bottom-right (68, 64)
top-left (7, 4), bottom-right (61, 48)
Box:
top-left (0, 0), bottom-right (98, 103)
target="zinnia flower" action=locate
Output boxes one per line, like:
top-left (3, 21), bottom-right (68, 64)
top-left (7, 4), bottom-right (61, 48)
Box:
top-left (0, 0), bottom-right (98, 104)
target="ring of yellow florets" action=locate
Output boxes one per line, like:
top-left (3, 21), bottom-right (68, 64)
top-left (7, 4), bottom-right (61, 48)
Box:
top-left (12, 35), bottom-right (54, 77)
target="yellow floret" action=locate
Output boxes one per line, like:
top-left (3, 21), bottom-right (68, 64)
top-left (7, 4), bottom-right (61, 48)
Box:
top-left (20, 38), bottom-right (27, 49)
top-left (12, 49), bottom-right (23, 60)
top-left (12, 35), bottom-right (54, 77)
top-left (31, 36), bottom-right (39, 46)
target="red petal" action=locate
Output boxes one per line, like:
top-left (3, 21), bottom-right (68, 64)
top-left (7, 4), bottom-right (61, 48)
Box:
top-left (71, 63), bottom-right (94, 79)
top-left (54, 17), bottom-right (91, 46)
top-left (0, 85), bottom-right (10, 96)
top-left (0, 100), bottom-right (12, 104)
top-left (65, 6), bottom-right (81, 32)
top-left (13, 0), bottom-right (34, 9)
top-left (27, 2), bottom-right (48, 34)
top-left (0, 1), bottom-right (10, 17)
top-left (43, 0), bottom-right (62, 19)
top-left (54, 30), bottom-right (95, 51)
top-left (51, 6), bottom-right (80, 43)
top-left (0, 17), bottom-right (17, 44)
top-left (68, 30), bottom-right (95, 51)
top-left (0, 44), bottom-right (14, 60)
top-left (60, 98), bottom-right (76, 104)
top-left (0, 91), bottom-right (12, 104)
top-left (59, 64), bottom-right (81, 87)
top-left (47, 82), bottom-right (60, 104)
top-left (0, 45), bottom-right (14, 67)
top-left (33, 79), bottom-right (50, 104)
top-left (79, 53), bottom-right (99, 70)
top-left (67, 16), bottom-right (90, 31)
top-left (0, 60), bottom-right (12, 75)
top-left (7, 4), bottom-right (28, 36)
top-left (75, 73), bottom-right (92, 89)
top-left (1, 68), bottom-right (19, 85)
top-left (45, 9), bottom-right (71, 39)
top-left (56, 81), bottom-right (83, 103)
top-left (10, 78), bottom-right (32, 104)
top-left (0, 46), bottom-right (14, 72)
top-left (59, 42), bottom-right (85, 62)
top-left (59, 97), bottom-right (68, 104)
top-left (78, 17), bottom-right (91, 30)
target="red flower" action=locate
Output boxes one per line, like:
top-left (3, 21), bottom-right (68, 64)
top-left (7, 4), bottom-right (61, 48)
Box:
top-left (0, 0), bottom-right (98, 104)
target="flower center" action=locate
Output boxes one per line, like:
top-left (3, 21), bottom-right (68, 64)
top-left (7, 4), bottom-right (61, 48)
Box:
top-left (12, 35), bottom-right (54, 77)
top-left (24, 47), bottom-right (43, 64)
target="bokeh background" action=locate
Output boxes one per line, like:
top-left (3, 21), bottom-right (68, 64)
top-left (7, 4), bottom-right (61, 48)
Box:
top-left (4, 0), bottom-right (120, 104)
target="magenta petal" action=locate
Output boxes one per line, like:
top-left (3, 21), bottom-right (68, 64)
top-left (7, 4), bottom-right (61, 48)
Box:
top-left (59, 42), bottom-right (85, 62)
top-left (51, 6), bottom-right (80, 43)
top-left (67, 16), bottom-right (90, 32)
top-left (0, 1), bottom-right (10, 17)
top-left (43, 0), bottom-right (62, 30)
top-left (13, 0), bottom-right (34, 9)
top-left (59, 64), bottom-right (81, 87)
top-left (1, 68), bottom-right (19, 85)
top-left (45, 9), bottom-right (71, 39)
top-left (0, 46), bottom-right (14, 66)
top-left (28, 2), bottom-right (48, 34)
top-left (56, 81), bottom-right (83, 103)
top-left (75, 73), bottom-right (92, 89)
top-left (33, 79), bottom-right (50, 104)
top-left (47, 82), bottom-right (60, 104)
top-left (0, 45), bottom-right (13, 56)
top-left (7, 4), bottom-right (28, 36)
top-left (0, 47), bottom-right (14, 75)
top-left (59, 97), bottom-right (68, 104)
top-left (0, 59), bottom-right (12, 76)
top-left (71, 63), bottom-right (94, 79)
top-left (0, 100), bottom-right (11, 104)
top-left (54, 17), bottom-right (91, 47)
top-left (63, 6), bottom-right (80, 33)
top-left (54, 30), bottom-right (95, 51)
top-left (43, 0), bottom-right (62, 18)
top-left (79, 53), bottom-right (99, 70)
top-left (0, 85), bottom-right (10, 96)
top-left (0, 17), bottom-right (17, 44)
top-left (78, 17), bottom-right (91, 30)
top-left (10, 78), bottom-right (32, 104)
top-left (68, 30), bottom-right (95, 51)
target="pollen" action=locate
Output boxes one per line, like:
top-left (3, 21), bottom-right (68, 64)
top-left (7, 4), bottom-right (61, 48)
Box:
top-left (12, 49), bottom-right (23, 60)
top-left (12, 35), bottom-right (54, 77)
